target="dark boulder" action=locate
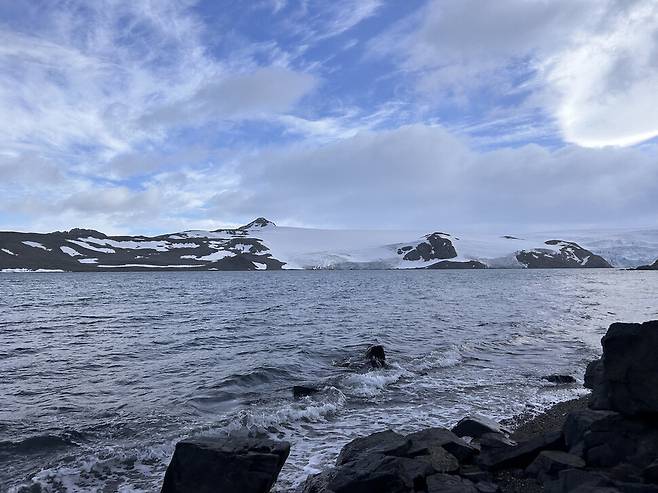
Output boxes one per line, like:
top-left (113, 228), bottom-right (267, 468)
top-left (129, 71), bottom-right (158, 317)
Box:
top-left (336, 430), bottom-right (409, 466)
top-left (426, 473), bottom-right (478, 492)
top-left (161, 437), bottom-right (290, 493)
top-left (478, 431), bottom-right (564, 470)
top-left (478, 433), bottom-right (516, 450)
top-left (452, 416), bottom-right (509, 439)
top-left (543, 375), bottom-right (577, 384)
top-left (526, 451), bottom-right (585, 482)
top-left (326, 454), bottom-right (434, 493)
top-left (589, 320), bottom-right (658, 416)
top-left (365, 345), bottom-right (386, 368)
top-left (562, 409), bottom-right (619, 450)
top-left (406, 427), bottom-right (478, 464)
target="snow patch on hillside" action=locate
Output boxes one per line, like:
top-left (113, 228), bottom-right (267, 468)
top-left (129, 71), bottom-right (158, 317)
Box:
top-left (22, 241), bottom-right (50, 251)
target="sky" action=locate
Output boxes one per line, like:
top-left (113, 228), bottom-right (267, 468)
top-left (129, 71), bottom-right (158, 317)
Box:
top-left (1, 0), bottom-right (657, 235)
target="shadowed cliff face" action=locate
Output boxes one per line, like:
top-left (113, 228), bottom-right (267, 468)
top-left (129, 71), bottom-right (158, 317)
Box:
top-left (515, 240), bottom-right (612, 269)
top-left (397, 233), bottom-right (458, 262)
top-left (0, 220), bottom-right (284, 272)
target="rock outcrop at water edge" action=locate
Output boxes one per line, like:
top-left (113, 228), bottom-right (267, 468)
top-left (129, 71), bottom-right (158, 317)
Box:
top-left (161, 437), bottom-right (290, 493)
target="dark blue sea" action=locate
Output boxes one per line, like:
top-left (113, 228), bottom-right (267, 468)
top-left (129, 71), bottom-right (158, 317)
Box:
top-left (1, 270), bottom-right (657, 492)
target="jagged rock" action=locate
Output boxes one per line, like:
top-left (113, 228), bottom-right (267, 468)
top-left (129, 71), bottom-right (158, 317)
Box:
top-left (479, 433), bottom-right (516, 450)
top-left (365, 345), bottom-right (386, 368)
top-left (526, 451), bottom-right (585, 482)
top-left (161, 437), bottom-right (290, 493)
top-left (336, 430), bottom-right (409, 466)
top-left (452, 416), bottom-right (509, 439)
top-left (426, 473), bottom-right (478, 492)
top-left (327, 454), bottom-right (434, 493)
top-left (589, 321), bottom-right (658, 415)
top-left (562, 409), bottom-right (619, 450)
top-left (478, 431), bottom-right (564, 470)
top-left (543, 375), bottom-right (577, 384)
top-left (584, 359), bottom-right (611, 410)
top-left (293, 385), bottom-right (320, 399)
top-left (406, 427), bottom-right (478, 463)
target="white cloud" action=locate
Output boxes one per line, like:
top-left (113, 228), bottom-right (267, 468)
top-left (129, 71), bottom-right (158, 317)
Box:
top-left (375, 0), bottom-right (658, 148)
top-left (541, 1), bottom-right (658, 147)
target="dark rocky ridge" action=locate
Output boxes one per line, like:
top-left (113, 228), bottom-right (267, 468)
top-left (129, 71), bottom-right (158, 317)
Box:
top-left (516, 240), bottom-right (612, 269)
top-left (398, 233), bottom-right (458, 262)
top-left (0, 219), bottom-right (284, 272)
top-left (0, 220), bottom-right (625, 271)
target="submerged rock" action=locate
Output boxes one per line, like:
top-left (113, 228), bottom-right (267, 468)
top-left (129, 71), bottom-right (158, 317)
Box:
top-left (161, 437), bottom-right (289, 493)
top-left (365, 345), bottom-right (386, 368)
top-left (292, 385), bottom-right (320, 399)
top-left (543, 375), bottom-right (577, 384)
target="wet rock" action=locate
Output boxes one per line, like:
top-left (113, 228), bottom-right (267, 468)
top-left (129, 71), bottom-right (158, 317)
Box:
top-left (406, 427), bottom-right (478, 463)
top-left (452, 416), bottom-right (509, 439)
top-left (161, 437), bottom-right (290, 493)
top-left (526, 451), bottom-right (585, 482)
top-left (478, 431), bottom-right (564, 470)
top-left (589, 320), bottom-right (658, 415)
top-left (292, 385), bottom-right (320, 399)
top-left (543, 375), bottom-right (577, 384)
top-left (327, 454), bottom-right (434, 493)
top-left (426, 473), bottom-right (478, 493)
top-left (365, 345), bottom-right (386, 368)
top-left (336, 430), bottom-right (410, 466)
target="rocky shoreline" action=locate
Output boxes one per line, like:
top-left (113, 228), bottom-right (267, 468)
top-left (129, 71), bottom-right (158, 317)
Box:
top-left (160, 320), bottom-right (658, 493)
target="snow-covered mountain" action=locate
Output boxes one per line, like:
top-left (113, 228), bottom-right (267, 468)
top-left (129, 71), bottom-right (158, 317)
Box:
top-left (1, 218), bottom-right (658, 271)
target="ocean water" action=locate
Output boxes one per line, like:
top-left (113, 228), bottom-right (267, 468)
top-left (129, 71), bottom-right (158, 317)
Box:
top-left (1, 270), bottom-right (657, 492)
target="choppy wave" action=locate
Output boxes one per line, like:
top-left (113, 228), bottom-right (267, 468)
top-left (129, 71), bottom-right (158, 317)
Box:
top-left (3, 269), bottom-right (657, 492)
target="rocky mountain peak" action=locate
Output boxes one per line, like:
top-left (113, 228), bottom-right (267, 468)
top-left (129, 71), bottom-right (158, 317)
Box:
top-left (241, 217), bottom-right (276, 229)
